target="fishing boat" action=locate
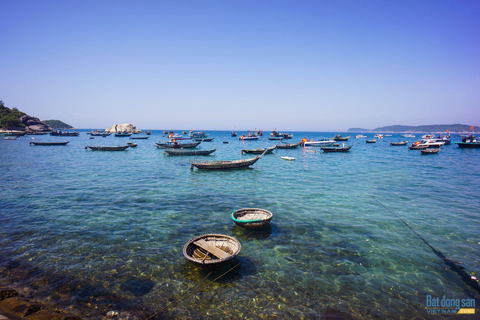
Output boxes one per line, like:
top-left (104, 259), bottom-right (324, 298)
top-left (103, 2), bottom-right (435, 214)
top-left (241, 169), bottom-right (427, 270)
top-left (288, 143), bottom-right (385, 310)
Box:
top-left (302, 139), bottom-right (335, 147)
top-left (333, 135), bottom-right (350, 141)
top-left (231, 208), bottom-right (273, 229)
top-left (355, 135), bottom-right (366, 138)
top-left (457, 135), bottom-right (480, 148)
top-left (164, 149), bottom-right (216, 156)
top-left (374, 134), bottom-right (383, 139)
top-left (190, 131), bottom-right (209, 139)
top-left (421, 148), bottom-right (440, 154)
top-left (239, 133), bottom-right (259, 140)
top-left (281, 156), bottom-right (295, 161)
top-left (114, 132), bottom-right (132, 137)
top-left (30, 141), bottom-right (69, 146)
top-left (50, 130), bottom-right (79, 136)
top-left (241, 146), bottom-right (276, 154)
top-left (183, 234), bottom-right (241, 269)
top-left (126, 142), bottom-right (138, 147)
top-left (156, 141), bottom-right (201, 148)
top-left (321, 145), bottom-right (352, 152)
top-left (276, 142), bottom-right (301, 149)
top-left (130, 136), bottom-right (149, 140)
top-left (191, 149), bottom-right (268, 170)
top-left (390, 141), bottom-right (408, 146)
top-left (86, 145), bottom-right (129, 151)
top-left (269, 131), bottom-right (292, 140)
top-left (366, 139), bottom-right (377, 143)
top-left (421, 134), bottom-right (435, 139)
top-left (231, 131), bottom-right (237, 137)
top-left (3, 131), bottom-right (26, 136)
top-left (192, 137), bottom-right (214, 142)
top-left (402, 134), bottom-right (415, 138)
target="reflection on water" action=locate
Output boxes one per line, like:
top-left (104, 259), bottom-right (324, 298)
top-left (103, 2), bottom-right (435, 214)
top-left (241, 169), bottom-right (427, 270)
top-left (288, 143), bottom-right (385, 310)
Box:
top-left (0, 130), bottom-right (479, 319)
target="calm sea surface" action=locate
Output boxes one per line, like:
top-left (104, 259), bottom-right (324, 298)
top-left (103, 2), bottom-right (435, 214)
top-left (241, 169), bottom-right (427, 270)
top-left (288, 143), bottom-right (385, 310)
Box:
top-left (0, 130), bottom-right (479, 319)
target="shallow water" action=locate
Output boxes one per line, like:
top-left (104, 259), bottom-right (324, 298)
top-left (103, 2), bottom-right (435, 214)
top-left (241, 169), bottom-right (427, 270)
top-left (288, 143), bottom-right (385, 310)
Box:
top-left (0, 131), bottom-right (479, 319)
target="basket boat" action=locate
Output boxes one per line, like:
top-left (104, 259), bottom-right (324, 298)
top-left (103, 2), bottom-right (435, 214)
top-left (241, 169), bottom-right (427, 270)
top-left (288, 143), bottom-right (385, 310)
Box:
top-left (183, 234), bottom-right (241, 269)
top-left (231, 208), bottom-right (273, 229)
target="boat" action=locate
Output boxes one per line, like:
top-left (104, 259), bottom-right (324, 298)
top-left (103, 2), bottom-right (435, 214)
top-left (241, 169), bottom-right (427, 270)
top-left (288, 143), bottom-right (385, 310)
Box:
top-left (26, 132), bottom-right (48, 135)
top-left (191, 150), bottom-right (268, 170)
top-left (192, 137), bottom-right (214, 142)
top-left (126, 142), bottom-right (138, 147)
top-left (239, 133), bottom-right (259, 140)
top-left (130, 136), bottom-right (149, 140)
top-left (281, 156), bottom-right (295, 161)
top-left (276, 142), bottom-right (301, 149)
top-left (366, 139), bottom-right (377, 143)
top-left (156, 141), bottom-right (201, 148)
top-left (183, 234), bottom-right (241, 269)
top-left (301, 138), bottom-right (335, 147)
top-left (231, 208), bottom-right (273, 229)
top-left (190, 131), bottom-right (209, 139)
top-left (269, 131), bottom-right (292, 140)
top-left (86, 145), bottom-right (129, 151)
top-left (432, 134), bottom-right (451, 145)
top-left (146, 131), bottom-right (151, 135)
top-left (168, 133), bottom-right (183, 139)
top-left (402, 134), bottom-right (415, 138)
top-left (374, 134), bottom-right (383, 139)
top-left (421, 148), bottom-right (440, 154)
top-left (114, 132), bottom-right (132, 137)
top-left (457, 135), bottom-right (480, 148)
top-left (421, 134), bottom-right (435, 139)
top-left (241, 146), bottom-right (276, 154)
top-left (164, 149), bottom-right (216, 156)
top-left (50, 130), bottom-right (79, 136)
top-left (409, 139), bottom-right (444, 150)
top-left (355, 135), bottom-right (366, 138)
top-left (333, 135), bottom-right (350, 141)
top-left (390, 141), bottom-right (408, 146)
top-left (321, 145), bottom-right (352, 152)
top-left (231, 131), bottom-right (237, 137)
top-left (4, 131), bottom-right (26, 136)
top-left (3, 137), bottom-right (16, 140)
top-left (30, 141), bottom-right (69, 146)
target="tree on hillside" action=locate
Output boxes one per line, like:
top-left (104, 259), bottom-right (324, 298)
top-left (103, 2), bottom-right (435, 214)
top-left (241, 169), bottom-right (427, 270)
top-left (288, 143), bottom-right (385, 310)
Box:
top-left (0, 100), bottom-right (25, 129)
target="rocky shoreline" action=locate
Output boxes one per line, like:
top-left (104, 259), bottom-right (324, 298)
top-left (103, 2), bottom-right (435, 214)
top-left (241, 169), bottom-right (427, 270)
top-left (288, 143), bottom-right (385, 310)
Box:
top-left (0, 288), bottom-right (80, 320)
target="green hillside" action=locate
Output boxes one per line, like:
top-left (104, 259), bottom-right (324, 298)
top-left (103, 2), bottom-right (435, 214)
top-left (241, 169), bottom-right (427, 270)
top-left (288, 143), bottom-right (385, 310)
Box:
top-left (0, 100), bottom-right (25, 129)
top-left (43, 120), bottom-right (73, 129)
top-left (349, 124), bottom-right (478, 132)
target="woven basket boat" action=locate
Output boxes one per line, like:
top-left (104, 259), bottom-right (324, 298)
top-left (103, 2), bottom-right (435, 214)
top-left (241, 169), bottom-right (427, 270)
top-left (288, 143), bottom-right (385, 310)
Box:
top-left (231, 208), bottom-right (273, 229)
top-left (183, 234), bottom-right (241, 269)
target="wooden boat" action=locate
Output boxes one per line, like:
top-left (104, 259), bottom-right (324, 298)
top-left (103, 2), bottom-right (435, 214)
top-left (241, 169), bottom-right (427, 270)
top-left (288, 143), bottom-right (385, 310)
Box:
top-left (114, 132), bottom-right (132, 137)
top-left (231, 131), bottom-right (237, 137)
top-left (366, 139), bottom-right (377, 143)
top-left (321, 146), bottom-right (352, 152)
top-left (277, 142), bottom-right (301, 149)
top-left (126, 142), bottom-right (138, 147)
top-left (86, 145), bottom-right (129, 151)
top-left (390, 141), bottom-right (408, 146)
top-left (130, 136), bottom-right (149, 140)
top-left (50, 130), bottom-right (79, 136)
top-left (421, 148), bottom-right (440, 154)
top-left (281, 156), bottom-right (295, 161)
top-left (241, 146), bottom-right (276, 154)
top-left (164, 149), bottom-right (216, 156)
top-left (333, 135), bottom-right (350, 141)
top-left (156, 141), bottom-right (201, 148)
top-left (457, 142), bottom-right (480, 148)
top-left (183, 234), bottom-right (241, 268)
top-left (193, 137), bottom-right (214, 142)
top-left (191, 156), bottom-right (261, 170)
top-left (231, 208), bottom-right (273, 229)
top-left (30, 141), bottom-right (69, 146)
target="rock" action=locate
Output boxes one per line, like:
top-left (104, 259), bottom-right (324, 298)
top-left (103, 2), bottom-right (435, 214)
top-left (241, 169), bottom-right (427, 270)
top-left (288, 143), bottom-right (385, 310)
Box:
top-left (0, 288), bottom-right (18, 300)
top-left (20, 115), bottom-right (51, 132)
top-left (105, 123), bottom-right (140, 133)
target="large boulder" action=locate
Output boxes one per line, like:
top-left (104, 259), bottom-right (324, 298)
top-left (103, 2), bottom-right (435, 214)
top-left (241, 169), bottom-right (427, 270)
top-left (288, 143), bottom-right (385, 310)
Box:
top-left (20, 115), bottom-right (51, 132)
top-left (105, 123), bottom-right (140, 133)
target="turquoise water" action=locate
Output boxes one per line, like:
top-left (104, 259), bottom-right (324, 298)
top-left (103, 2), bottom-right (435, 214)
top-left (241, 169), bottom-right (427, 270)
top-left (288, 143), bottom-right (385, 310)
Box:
top-left (0, 131), bottom-right (478, 319)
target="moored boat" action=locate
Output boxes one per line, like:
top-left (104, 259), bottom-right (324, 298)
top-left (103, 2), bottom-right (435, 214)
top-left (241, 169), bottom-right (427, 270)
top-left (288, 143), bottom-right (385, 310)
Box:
top-left (192, 137), bottom-right (214, 142)
top-left (231, 208), bottom-right (273, 229)
top-left (50, 130), bottom-right (79, 136)
top-left (241, 146), bottom-right (276, 154)
top-left (191, 149), bottom-right (268, 170)
top-left (390, 141), bottom-right (408, 146)
top-left (114, 132), bottom-right (132, 137)
top-left (86, 145), bottom-right (129, 151)
top-left (301, 138), bottom-right (335, 147)
top-left (30, 141), bottom-right (69, 146)
top-left (156, 141), bottom-right (201, 148)
top-left (269, 130), bottom-right (292, 140)
top-left (281, 156), bottom-right (295, 161)
top-left (164, 149), bottom-right (216, 156)
top-left (321, 145), bottom-right (352, 152)
top-left (276, 142), bottom-right (301, 149)
top-left (333, 135), bottom-right (350, 141)
top-left (457, 135), bottom-right (480, 148)
top-left (421, 148), bottom-right (440, 154)
top-left (130, 136), bottom-right (149, 140)
top-left (366, 139), bottom-right (377, 143)
top-left (183, 234), bottom-right (241, 269)
top-left (409, 139), bottom-right (444, 150)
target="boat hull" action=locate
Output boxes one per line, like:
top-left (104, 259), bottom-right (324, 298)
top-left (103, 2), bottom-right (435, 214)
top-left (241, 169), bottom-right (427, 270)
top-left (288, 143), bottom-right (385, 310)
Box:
top-left (30, 141), bottom-right (69, 146)
top-left (164, 149), bottom-right (216, 156)
top-left (457, 142), bottom-right (480, 148)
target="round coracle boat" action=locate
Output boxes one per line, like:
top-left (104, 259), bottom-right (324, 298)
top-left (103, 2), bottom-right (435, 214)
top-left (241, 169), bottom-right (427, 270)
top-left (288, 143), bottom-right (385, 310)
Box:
top-left (183, 234), bottom-right (241, 269)
top-left (231, 208), bottom-right (273, 229)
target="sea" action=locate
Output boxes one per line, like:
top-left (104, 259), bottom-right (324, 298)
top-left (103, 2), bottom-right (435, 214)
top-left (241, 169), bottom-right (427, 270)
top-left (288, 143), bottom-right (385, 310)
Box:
top-left (0, 130), bottom-right (478, 319)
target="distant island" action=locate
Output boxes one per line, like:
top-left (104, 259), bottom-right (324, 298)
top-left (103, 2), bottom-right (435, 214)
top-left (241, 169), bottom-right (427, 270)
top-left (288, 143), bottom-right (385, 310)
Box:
top-left (43, 120), bottom-right (73, 129)
top-left (348, 124), bottom-right (478, 133)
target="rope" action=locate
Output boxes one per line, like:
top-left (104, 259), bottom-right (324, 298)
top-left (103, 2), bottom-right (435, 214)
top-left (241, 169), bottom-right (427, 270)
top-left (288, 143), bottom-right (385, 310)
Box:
top-left (370, 195), bottom-right (480, 295)
top-left (231, 211), bottom-right (263, 223)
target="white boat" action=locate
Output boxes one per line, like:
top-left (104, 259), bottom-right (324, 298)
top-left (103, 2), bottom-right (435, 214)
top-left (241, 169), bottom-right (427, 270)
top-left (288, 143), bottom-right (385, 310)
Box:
top-left (402, 134), bottom-right (415, 138)
top-left (281, 156), bottom-right (295, 161)
top-left (409, 139), bottom-right (445, 150)
top-left (374, 134), bottom-right (383, 139)
top-left (355, 135), bottom-right (366, 138)
top-left (421, 134), bottom-right (434, 139)
top-left (302, 139), bottom-right (335, 147)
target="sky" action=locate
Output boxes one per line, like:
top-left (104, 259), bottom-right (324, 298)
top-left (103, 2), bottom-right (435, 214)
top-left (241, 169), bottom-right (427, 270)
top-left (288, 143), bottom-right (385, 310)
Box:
top-left (1, 0), bottom-right (479, 131)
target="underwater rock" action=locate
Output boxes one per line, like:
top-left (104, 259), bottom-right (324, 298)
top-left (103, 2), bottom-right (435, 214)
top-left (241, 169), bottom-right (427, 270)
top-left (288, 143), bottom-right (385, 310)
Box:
top-left (120, 277), bottom-right (154, 296)
top-left (325, 306), bottom-right (355, 319)
top-left (0, 288), bottom-right (18, 300)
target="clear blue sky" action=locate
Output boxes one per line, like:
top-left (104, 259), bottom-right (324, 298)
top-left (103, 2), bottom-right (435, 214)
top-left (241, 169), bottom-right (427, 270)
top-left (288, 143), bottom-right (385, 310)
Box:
top-left (1, 0), bottom-right (479, 131)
